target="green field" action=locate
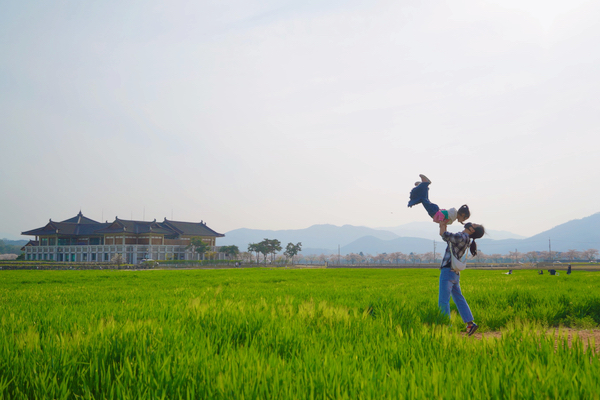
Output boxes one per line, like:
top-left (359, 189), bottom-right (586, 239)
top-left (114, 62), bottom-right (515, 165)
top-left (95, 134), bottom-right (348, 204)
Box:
top-left (1, 268), bottom-right (599, 399)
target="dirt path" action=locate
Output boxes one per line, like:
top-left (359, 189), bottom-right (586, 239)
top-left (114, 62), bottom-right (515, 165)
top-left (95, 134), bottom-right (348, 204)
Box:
top-left (466, 329), bottom-right (600, 353)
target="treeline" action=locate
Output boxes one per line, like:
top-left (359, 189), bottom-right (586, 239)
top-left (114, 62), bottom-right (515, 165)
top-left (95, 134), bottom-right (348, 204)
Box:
top-left (233, 244), bottom-right (600, 265)
top-left (0, 240), bottom-right (23, 255)
top-left (247, 239), bottom-right (302, 265)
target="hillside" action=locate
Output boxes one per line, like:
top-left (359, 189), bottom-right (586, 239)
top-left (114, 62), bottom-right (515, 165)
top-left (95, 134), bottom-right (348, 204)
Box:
top-left (221, 213), bottom-right (600, 256)
top-left (376, 221), bottom-right (527, 241)
top-left (220, 224), bottom-right (399, 251)
top-left (340, 236), bottom-right (434, 255)
top-left (0, 239), bottom-right (27, 255)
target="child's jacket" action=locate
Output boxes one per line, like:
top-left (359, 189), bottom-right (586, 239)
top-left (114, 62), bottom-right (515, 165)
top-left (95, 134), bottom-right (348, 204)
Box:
top-left (433, 208), bottom-right (458, 224)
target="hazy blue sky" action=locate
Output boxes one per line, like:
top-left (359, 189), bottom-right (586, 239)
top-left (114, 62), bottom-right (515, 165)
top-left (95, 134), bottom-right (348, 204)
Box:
top-left (1, 0), bottom-right (599, 240)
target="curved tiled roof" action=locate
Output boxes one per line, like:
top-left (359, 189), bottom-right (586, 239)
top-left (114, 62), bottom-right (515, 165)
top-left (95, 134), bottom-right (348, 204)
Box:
top-left (94, 218), bottom-right (173, 235)
top-left (161, 219), bottom-right (224, 237)
top-left (22, 212), bottom-right (110, 237)
top-left (22, 212), bottom-right (225, 239)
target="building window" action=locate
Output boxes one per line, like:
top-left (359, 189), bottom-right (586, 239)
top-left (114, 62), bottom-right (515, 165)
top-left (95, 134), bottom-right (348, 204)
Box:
top-left (71, 254), bottom-right (76, 262)
top-left (49, 237), bottom-right (56, 246)
top-left (83, 253), bottom-right (87, 261)
top-left (104, 253), bottom-right (109, 261)
top-left (41, 238), bottom-right (48, 246)
top-left (91, 253), bottom-right (96, 261)
top-left (44, 254), bottom-right (48, 260)
top-left (49, 254), bottom-right (54, 261)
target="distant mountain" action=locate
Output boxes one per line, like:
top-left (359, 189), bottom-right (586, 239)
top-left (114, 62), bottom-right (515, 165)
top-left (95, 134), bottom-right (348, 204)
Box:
top-left (478, 212), bottom-right (600, 254)
top-left (0, 239), bottom-right (27, 255)
top-left (341, 236), bottom-right (435, 255)
top-left (363, 213), bottom-right (600, 255)
top-left (376, 221), bottom-right (527, 241)
top-left (222, 213), bottom-right (600, 256)
top-left (220, 224), bottom-right (399, 251)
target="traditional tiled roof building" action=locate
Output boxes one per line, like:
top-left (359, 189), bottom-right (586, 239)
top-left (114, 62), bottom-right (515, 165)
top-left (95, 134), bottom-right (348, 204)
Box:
top-left (22, 211), bottom-right (224, 263)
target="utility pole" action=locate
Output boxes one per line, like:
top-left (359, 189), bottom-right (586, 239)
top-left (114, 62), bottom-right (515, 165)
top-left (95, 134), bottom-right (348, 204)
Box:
top-left (338, 244), bottom-right (340, 264)
top-left (433, 240), bottom-right (436, 263)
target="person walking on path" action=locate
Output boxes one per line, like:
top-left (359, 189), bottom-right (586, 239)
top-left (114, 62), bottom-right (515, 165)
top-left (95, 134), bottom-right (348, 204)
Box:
top-left (438, 220), bottom-right (485, 336)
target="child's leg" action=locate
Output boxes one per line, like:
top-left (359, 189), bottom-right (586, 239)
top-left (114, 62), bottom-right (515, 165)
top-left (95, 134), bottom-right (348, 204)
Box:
top-left (408, 181), bottom-right (430, 208)
top-left (421, 199), bottom-right (440, 219)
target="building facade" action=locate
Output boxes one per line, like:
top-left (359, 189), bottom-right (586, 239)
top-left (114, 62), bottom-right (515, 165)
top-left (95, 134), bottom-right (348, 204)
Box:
top-left (22, 211), bottom-right (225, 264)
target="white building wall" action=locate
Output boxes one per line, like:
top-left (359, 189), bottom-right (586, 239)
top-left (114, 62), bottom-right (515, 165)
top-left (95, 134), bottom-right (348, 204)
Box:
top-left (24, 245), bottom-right (223, 263)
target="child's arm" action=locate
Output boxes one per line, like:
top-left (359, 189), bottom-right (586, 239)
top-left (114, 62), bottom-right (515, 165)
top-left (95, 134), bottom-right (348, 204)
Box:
top-left (439, 221), bottom-right (448, 237)
top-left (439, 221), bottom-right (461, 244)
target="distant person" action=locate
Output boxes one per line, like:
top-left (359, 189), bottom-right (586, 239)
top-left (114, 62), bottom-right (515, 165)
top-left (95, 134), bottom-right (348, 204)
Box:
top-left (408, 174), bottom-right (470, 225)
top-left (567, 264), bottom-right (572, 275)
top-left (538, 269), bottom-right (543, 275)
top-left (438, 220), bottom-right (485, 336)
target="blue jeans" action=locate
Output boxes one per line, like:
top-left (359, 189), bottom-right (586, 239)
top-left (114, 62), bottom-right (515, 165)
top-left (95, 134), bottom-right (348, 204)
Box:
top-left (439, 268), bottom-right (474, 323)
top-left (408, 182), bottom-right (439, 218)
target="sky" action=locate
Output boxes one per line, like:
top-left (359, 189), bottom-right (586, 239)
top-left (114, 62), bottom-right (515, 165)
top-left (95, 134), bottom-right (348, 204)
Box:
top-left (1, 0), bottom-right (599, 240)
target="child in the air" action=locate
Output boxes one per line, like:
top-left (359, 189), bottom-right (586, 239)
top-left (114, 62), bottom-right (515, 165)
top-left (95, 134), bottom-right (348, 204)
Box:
top-left (408, 174), bottom-right (470, 225)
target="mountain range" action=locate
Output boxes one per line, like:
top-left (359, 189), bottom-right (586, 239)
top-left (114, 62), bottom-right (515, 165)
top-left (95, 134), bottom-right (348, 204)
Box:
top-left (220, 213), bottom-right (600, 256)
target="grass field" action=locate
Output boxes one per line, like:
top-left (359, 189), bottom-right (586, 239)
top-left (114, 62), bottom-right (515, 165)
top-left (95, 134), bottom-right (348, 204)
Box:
top-left (1, 268), bottom-right (599, 399)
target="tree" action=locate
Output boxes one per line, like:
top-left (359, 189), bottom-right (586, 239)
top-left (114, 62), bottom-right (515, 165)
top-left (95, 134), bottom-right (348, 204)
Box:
top-left (240, 252), bottom-right (253, 263)
top-left (111, 253), bottom-right (124, 267)
top-left (509, 251), bottom-right (523, 263)
top-left (188, 237), bottom-right (210, 260)
top-left (284, 242), bottom-right (302, 265)
top-left (220, 245), bottom-right (240, 260)
top-left (564, 249), bottom-right (580, 261)
top-left (0, 240), bottom-right (23, 255)
top-left (582, 249), bottom-right (599, 262)
top-left (422, 252), bottom-right (435, 263)
top-left (347, 253), bottom-right (360, 264)
top-left (257, 241), bottom-right (271, 265)
top-left (409, 252), bottom-right (420, 264)
top-left (248, 243), bottom-right (261, 264)
top-left (389, 252), bottom-right (406, 264)
top-left (474, 250), bottom-right (484, 263)
top-left (525, 251), bottom-right (539, 263)
top-left (265, 239), bottom-right (282, 263)
top-left (255, 238), bottom-right (282, 265)
top-left (373, 254), bottom-right (386, 264)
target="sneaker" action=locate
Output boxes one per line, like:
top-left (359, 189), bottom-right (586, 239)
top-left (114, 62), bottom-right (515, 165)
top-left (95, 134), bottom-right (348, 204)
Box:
top-left (419, 174), bottom-right (431, 183)
top-left (466, 322), bottom-right (479, 336)
top-left (414, 181), bottom-right (421, 186)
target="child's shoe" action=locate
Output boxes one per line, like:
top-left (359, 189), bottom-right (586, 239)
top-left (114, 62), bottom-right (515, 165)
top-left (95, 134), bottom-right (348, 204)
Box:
top-left (419, 174), bottom-right (431, 183)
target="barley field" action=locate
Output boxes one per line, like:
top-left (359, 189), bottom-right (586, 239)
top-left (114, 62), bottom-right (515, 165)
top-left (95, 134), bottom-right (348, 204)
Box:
top-left (1, 268), bottom-right (599, 399)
